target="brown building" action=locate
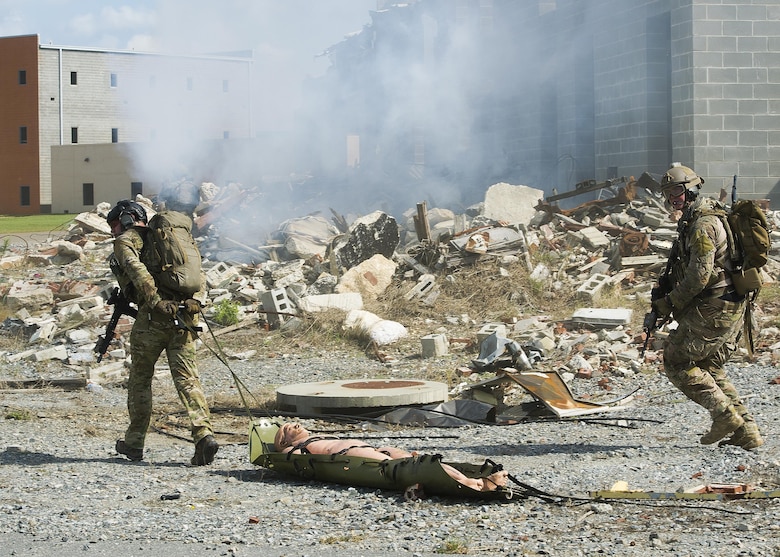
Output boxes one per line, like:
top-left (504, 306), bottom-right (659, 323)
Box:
top-left (0, 35), bottom-right (40, 215)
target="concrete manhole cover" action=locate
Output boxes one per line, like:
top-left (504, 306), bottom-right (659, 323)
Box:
top-left (276, 379), bottom-right (448, 415)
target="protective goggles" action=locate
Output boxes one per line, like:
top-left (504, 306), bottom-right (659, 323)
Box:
top-left (663, 184), bottom-right (686, 200)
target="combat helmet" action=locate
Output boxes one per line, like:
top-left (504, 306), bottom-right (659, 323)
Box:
top-left (661, 162), bottom-right (704, 193)
top-left (106, 200), bottom-right (148, 230)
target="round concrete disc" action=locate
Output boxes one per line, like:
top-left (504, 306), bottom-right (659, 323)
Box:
top-left (276, 379), bottom-right (448, 416)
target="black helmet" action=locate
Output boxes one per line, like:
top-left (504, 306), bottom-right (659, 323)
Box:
top-left (107, 200), bottom-right (148, 230)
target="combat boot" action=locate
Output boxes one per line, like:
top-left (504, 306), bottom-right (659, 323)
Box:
top-left (700, 408), bottom-right (744, 445)
top-left (115, 439), bottom-right (144, 461)
top-left (718, 422), bottom-right (764, 450)
top-left (191, 435), bottom-right (219, 465)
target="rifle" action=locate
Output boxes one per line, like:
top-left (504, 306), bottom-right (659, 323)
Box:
top-left (641, 241), bottom-right (678, 356)
top-left (94, 287), bottom-right (138, 362)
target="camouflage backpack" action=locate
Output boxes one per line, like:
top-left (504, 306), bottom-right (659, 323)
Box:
top-left (728, 199), bottom-right (771, 271)
top-left (141, 210), bottom-right (202, 296)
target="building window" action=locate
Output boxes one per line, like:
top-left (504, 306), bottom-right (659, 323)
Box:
top-left (186, 77), bottom-right (193, 91)
top-left (70, 71), bottom-right (77, 85)
top-left (111, 128), bottom-right (119, 143)
top-left (71, 127), bottom-right (78, 144)
top-left (223, 131), bottom-right (230, 139)
top-left (82, 183), bottom-right (94, 206)
top-left (222, 79), bottom-right (229, 92)
top-left (20, 186), bottom-right (30, 206)
top-left (131, 182), bottom-right (143, 197)
top-left (110, 73), bottom-right (118, 87)
top-left (149, 75), bottom-right (156, 88)
top-left (19, 70), bottom-right (26, 85)
top-left (20, 127), bottom-right (28, 144)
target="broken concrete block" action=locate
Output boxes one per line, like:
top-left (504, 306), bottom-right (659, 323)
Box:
top-left (482, 182), bottom-right (545, 226)
top-left (270, 259), bottom-right (306, 290)
top-left (205, 261), bottom-right (240, 289)
top-left (74, 211), bottom-right (112, 235)
top-left (0, 255), bottom-right (25, 269)
top-left (421, 333), bottom-right (449, 358)
top-left (576, 273), bottom-right (611, 301)
top-left (477, 323), bottom-right (508, 345)
top-left (405, 274), bottom-right (437, 301)
top-left (570, 307), bottom-right (633, 327)
top-left (640, 208), bottom-right (670, 227)
top-left (5, 286), bottom-right (54, 312)
top-left (298, 293), bottom-right (363, 313)
top-left (335, 254), bottom-right (397, 301)
top-left (33, 345), bottom-right (68, 362)
top-left (261, 288), bottom-right (295, 327)
top-left (579, 226), bottom-right (611, 249)
top-left (29, 321), bottom-right (57, 344)
top-left (280, 215), bottom-right (339, 259)
top-left (331, 211), bottom-right (400, 271)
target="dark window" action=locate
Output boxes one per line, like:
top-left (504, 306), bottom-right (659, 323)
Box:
top-left (19, 70), bottom-right (26, 85)
top-left (70, 71), bottom-right (77, 85)
top-left (222, 79), bottom-right (229, 92)
top-left (131, 182), bottom-right (143, 197)
top-left (20, 186), bottom-right (30, 206)
top-left (111, 128), bottom-right (119, 143)
top-left (110, 73), bottom-right (118, 87)
top-left (71, 127), bottom-right (78, 144)
top-left (186, 77), bottom-right (193, 91)
top-left (82, 183), bottom-right (94, 206)
top-left (19, 127), bottom-right (27, 144)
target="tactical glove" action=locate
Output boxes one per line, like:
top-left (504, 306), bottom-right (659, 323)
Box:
top-left (183, 298), bottom-right (201, 315)
top-left (155, 299), bottom-right (179, 316)
top-left (651, 295), bottom-right (673, 320)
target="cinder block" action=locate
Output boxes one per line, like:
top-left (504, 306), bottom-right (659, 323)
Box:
top-left (421, 334), bottom-right (448, 358)
top-left (576, 273), bottom-right (611, 301)
top-left (477, 323), bottom-right (508, 345)
top-left (206, 262), bottom-right (240, 289)
top-left (261, 288), bottom-right (295, 328)
top-left (404, 274), bottom-right (437, 301)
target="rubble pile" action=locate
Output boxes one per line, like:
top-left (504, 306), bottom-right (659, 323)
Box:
top-left (2, 175), bottom-right (780, 399)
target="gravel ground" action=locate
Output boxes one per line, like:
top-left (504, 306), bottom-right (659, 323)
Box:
top-left (1, 338), bottom-right (779, 557)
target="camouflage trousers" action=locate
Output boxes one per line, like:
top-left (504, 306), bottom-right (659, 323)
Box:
top-left (123, 308), bottom-right (213, 450)
top-left (662, 296), bottom-right (754, 424)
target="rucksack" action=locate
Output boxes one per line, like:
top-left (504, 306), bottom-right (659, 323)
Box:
top-left (728, 199), bottom-right (771, 270)
top-left (142, 210), bottom-right (202, 296)
top-left (706, 199), bottom-right (771, 297)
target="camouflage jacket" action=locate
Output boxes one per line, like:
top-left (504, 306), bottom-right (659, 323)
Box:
top-left (668, 196), bottom-right (735, 310)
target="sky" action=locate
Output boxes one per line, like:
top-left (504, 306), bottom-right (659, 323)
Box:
top-left (0, 0), bottom-right (377, 129)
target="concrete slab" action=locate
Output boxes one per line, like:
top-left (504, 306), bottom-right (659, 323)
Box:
top-left (276, 379), bottom-right (448, 416)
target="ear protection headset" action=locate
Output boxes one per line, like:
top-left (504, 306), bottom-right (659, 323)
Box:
top-left (107, 200), bottom-right (148, 231)
top-left (119, 210), bottom-right (136, 230)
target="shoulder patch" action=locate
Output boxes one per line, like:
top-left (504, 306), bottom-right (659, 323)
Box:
top-left (693, 228), bottom-right (715, 255)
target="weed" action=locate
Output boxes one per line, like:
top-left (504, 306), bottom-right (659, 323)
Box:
top-left (435, 539), bottom-right (469, 554)
top-left (320, 532), bottom-right (365, 544)
top-left (213, 299), bottom-right (239, 326)
top-left (5, 408), bottom-right (34, 420)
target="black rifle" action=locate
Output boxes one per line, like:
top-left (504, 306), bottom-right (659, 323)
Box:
top-left (94, 287), bottom-right (138, 362)
top-left (641, 241), bottom-right (678, 356)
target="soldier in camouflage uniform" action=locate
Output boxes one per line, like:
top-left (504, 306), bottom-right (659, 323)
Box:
top-left (653, 164), bottom-right (763, 450)
top-left (106, 200), bottom-right (219, 465)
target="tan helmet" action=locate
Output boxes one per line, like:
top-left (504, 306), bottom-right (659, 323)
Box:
top-left (661, 162), bottom-right (704, 193)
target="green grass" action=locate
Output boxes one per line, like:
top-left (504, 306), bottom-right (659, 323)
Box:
top-left (0, 214), bottom-right (75, 234)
